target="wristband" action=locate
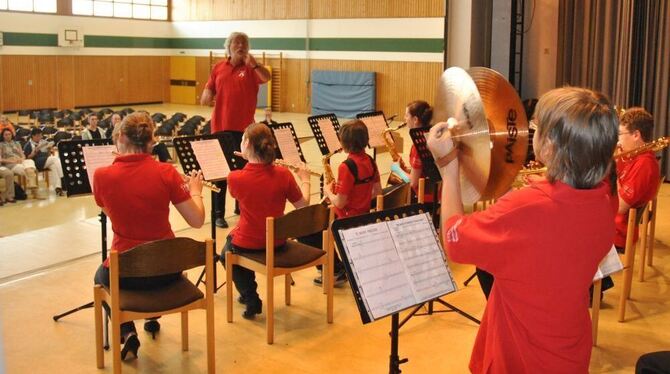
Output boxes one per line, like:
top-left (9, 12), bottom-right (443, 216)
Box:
top-left (190, 194), bottom-right (203, 198)
top-left (435, 148), bottom-right (459, 168)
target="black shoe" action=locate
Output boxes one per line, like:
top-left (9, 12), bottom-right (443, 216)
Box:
top-left (215, 218), bottom-right (229, 228)
top-left (55, 187), bottom-right (64, 196)
top-left (237, 295), bottom-right (248, 305)
top-left (144, 319), bottom-right (160, 339)
top-left (313, 269), bottom-right (348, 288)
top-left (242, 300), bottom-right (262, 319)
top-left (121, 333), bottom-right (140, 361)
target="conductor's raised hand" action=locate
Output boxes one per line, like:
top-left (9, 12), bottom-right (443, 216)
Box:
top-left (427, 118), bottom-right (458, 161)
top-left (245, 53), bottom-right (258, 68)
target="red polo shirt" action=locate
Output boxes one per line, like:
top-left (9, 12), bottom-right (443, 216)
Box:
top-left (409, 145), bottom-right (434, 203)
top-left (206, 58), bottom-right (262, 133)
top-left (614, 151), bottom-right (660, 247)
top-left (443, 179), bottom-right (614, 374)
top-left (333, 151), bottom-right (380, 218)
top-left (228, 163), bottom-right (303, 249)
top-left (93, 154), bottom-right (191, 266)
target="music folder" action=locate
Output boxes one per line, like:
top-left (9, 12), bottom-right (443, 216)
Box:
top-left (332, 204), bottom-right (457, 324)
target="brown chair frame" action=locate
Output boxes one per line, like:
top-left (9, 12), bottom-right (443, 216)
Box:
top-left (225, 203), bottom-right (334, 344)
top-left (639, 176), bottom-right (665, 281)
top-left (375, 182), bottom-right (411, 211)
top-left (93, 238), bottom-right (215, 374)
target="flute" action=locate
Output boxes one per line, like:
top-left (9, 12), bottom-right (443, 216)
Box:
top-left (274, 159), bottom-right (321, 177)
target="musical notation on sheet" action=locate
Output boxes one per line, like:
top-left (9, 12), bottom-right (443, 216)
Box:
top-left (338, 213), bottom-right (457, 320)
top-left (273, 127), bottom-right (302, 165)
top-left (82, 145), bottom-right (117, 189)
top-left (190, 139), bottom-right (230, 181)
top-left (361, 115), bottom-right (388, 148)
top-left (317, 118), bottom-right (341, 153)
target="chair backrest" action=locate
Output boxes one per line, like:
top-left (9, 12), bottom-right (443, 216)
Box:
top-left (273, 203), bottom-right (330, 240)
top-left (116, 237), bottom-right (207, 278)
top-left (380, 183), bottom-right (410, 210)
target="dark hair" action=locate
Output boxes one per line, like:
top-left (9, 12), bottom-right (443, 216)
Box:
top-left (407, 100), bottom-right (433, 127)
top-left (534, 87), bottom-right (619, 189)
top-left (30, 128), bottom-right (43, 136)
top-left (620, 107), bottom-right (654, 142)
top-left (114, 112), bottom-right (155, 150)
top-left (244, 123), bottom-right (276, 164)
top-left (88, 113), bottom-right (99, 120)
top-left (1, 128), bottom-right (13, 141)
top-left (339, 120), bottom-right (369, 153)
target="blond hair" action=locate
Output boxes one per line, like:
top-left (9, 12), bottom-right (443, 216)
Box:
top-left (112, 112), bottom-right (155, 152)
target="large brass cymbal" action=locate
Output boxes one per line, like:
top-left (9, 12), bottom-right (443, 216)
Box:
top-left (433, 67), bottom-right (528, 204)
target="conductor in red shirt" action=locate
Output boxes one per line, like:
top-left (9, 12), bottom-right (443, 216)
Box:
top-left (428, 87), bottom-right (619, 373)
top-left (200, 31), bottom-right (271, 228)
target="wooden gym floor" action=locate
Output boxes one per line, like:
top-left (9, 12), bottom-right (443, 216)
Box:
top-left (0, 103), bottom-right (668, 373)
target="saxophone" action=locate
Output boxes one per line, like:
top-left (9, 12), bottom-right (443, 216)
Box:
top-left (320, 148), bottom-right (341, 203)
top-left (382, 123), bottom-right (410, 186)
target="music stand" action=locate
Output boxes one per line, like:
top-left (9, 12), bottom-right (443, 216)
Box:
top-left (307, 113), bottom-right (341, 156)
top-left (173, 133), bottom-right (247, 291)
top-left (52, 138), bottom-right (114, 348)
top-left (357, 111), bottom-right (390, 161)
top-left (268, 122), bottom-right (307, 164)
top-left (332, 204), bottom-right (458, 374)
top-left (400, 129), bottom-right (481, 328)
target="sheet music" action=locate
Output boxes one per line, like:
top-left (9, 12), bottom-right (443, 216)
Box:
top-left (317, 118), bottom-right (341, 152)
top-left (361, 115), bottom-right (388, 148)
top-left (273, 127), bottom-right (302, 165)
top-left (190, 139), bottom-right (230, 181)
top-left (339, 213), bottom-right (456, 320)
top-left (82, 145), bottom-right (117, 189)
top-left (593, 245), bottom-right (624, 281)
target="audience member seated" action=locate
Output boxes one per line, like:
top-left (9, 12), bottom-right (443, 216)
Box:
top-left (0, 128), bottom-right (38, 190)
top-left (105, 113), bottom-right (123, 139)
top-left (0, 116), bottom-right (16, 136)
top-left (23, 128), bottom-right (64, 196)
top-left (81, 113), bottom-right (106, 140)
top-left (260, 107), bottom-right (278, 126)
top-left (0, 164), bottom-right (16, 205)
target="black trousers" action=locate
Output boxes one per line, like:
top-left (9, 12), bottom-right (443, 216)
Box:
top-left (221, 235), bottom-right (276, 306)
top-left (214, 131), bottom-right (243, 219)
top-left (476, 268), bottom-right (494, 299)
top-left (94, 264), bottom-right (180, 337)
top-left (636, 352), bottom-right (670, 374)
top-left (296, 232), bottom-right (343, 272)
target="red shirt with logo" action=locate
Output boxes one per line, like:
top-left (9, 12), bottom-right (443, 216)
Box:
top-left (228, 163), bottom-right (303, 249)
top-left (333, 151), bottom-right (380, 217)
top-left (93, 154), bottom-right (191, 266)
top-left (614, 151), bottom-right (660, 247)
top-left (443, 179), bottom-right (614, 374)
top-left (206, 58), bottom-right (262, 133)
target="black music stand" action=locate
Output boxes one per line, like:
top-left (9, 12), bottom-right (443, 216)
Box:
top-left (332, 204), bottom-right (457, 374)
top-left (52, 138), bottom-right (114, 348)
top-left (399, 129), bottom-right (481, 328)
top-left (307, 113), bottom-right (341, 156)
top-left (268, 122), bottom-right (307, 163)
top-left (357, 111), bottom-right (391, 161)
top-left (173, 133), bottom-right (247, 292)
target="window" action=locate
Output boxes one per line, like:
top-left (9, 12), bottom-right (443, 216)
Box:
top-left (71, 0), bottom-right (168, 20)
top-left (0, 0), bottom-right (57, 13)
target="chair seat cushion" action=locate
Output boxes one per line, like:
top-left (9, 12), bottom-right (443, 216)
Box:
top-left (238, 240), bottom-right (325, 268)
top-left (117, 274), bottom-right (204, 313)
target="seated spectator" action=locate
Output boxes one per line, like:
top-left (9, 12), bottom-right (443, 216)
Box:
top-left (23, 128), bottom-right (64, 196)
top-left (0, 116), bottom-right (16, 136)
top-left (0, 128), bottom-right (38, 190)
top-left (81, 113), bottom-right (105, 140)
top-left (260, 107), bottom-right (278, 126)
top-left (0, 165), bottom-right (16, 205)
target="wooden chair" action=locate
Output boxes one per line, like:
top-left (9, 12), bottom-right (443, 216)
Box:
top-left (375, 182), bottom-right (411, 211)
top-left (618, 204), bottom-right (650, 322)
top-left (225, 203), bottom-right (334, 344)
top-left (639, 176), bottom-right (665, 281)
top-left (93, 238), bottom-right (215, 374)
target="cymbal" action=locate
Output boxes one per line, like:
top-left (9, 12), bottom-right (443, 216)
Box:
top-left (433, 67), bottom-right (528, 203)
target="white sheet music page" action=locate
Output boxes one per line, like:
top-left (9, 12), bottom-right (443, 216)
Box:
top-left (340, 221), bottom-right (417, 320)
top-left (387, 213), bottom-right (457, 301)
top-left (317, 118), bottom-right (341, 152)
top-left (82, 145), bottom-right (117, 189)
top-left (593, 245), bottom-right (624, 281)
top-left (273, 127), bottom-right (302, 165)
top-left (190, 139), bottom-right (230, 181)
top-left (362, 115), bottom-right (388, 148)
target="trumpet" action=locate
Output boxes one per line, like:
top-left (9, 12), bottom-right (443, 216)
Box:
top-left (614, 136), bottom-right (669, 161)
top-left (274, 159), bottom-right (321, 177)
top-left (382, 123), bottom-right (410, 186)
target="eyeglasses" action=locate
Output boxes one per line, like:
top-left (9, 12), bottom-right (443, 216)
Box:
top-left (618, 131), bottom-right (630, 136)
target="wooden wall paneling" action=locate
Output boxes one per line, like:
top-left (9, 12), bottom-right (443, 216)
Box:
top-left (56, 56), bottom-right (76, 110)
top-left (125, 56), bottom-right (170, 104)
top-left (0, 57), bottom-right (4, 113)
top-left (32, 56), bottom-right (59, 110)
top-left (74, 56), bottom-right (125, 107)
top-left (2, 56), bottom-right (36, 111)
